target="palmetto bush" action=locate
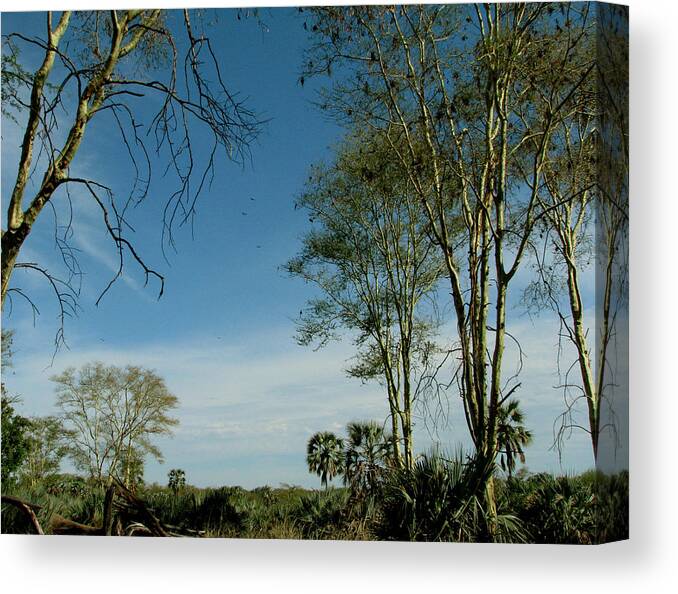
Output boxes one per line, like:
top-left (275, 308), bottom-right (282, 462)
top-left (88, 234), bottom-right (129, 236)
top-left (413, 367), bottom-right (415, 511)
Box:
top-left (502, 472), bottom-right (596, 544)
top-left (292, 488), bottom-right (349, 539)
top-left (2, 469), bottom-right (627, 541)
top-left (595, 470), bottom-right (628, 542)
top-left (378, 449), bottom-right (527, 543)
top-left (183, 487), bottom-right (246, 536)
top-left (1, 478), bottom-right (105, 534)
top-left (502, 470), bottom-right (629, 544)
top-left (142, 485), bottom-right (245, 536)
top-left (142, 484), bottom-right (202, 527)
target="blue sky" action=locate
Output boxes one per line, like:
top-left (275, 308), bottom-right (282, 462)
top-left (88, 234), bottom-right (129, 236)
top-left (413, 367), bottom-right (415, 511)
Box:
top-left (0, 7), bottom-right (622, 488)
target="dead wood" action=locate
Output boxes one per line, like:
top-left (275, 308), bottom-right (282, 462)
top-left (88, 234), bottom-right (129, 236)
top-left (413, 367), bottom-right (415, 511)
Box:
top-left (48, 513), bottom-right (102, 536)
top-left (1, 494), bottom-right (44, 535)
top-left (2, 481), bottom-right (203, 537)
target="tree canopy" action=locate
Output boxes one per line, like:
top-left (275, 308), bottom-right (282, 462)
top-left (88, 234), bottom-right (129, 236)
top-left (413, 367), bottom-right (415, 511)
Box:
top-left (53, 362), bottom-right (178, 486)
top-left (287, 130), bottom-right (446, 468)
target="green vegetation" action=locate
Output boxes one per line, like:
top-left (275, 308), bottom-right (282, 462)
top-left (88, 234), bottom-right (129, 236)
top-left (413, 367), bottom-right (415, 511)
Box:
top-left (53, 362), bottom-right (179, 488)
top-left (1, 459), bottom-right (628, 543)
top-left (1, 396), bottom-right (31, 488)
top-left (306, 432), bottom-right (345, 488)
top-left (0, 5), bottom-right (628, 544)
top-left (1, 330), bottom-right (32, 488)
top-left (167, 469), bottom-right (187, 494)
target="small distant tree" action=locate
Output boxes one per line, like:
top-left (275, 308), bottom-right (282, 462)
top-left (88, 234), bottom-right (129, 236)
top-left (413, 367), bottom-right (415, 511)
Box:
top-left (306, 431), bottom-right (344, 489)
top-left (21, 415), bottom-right (70, 487)
top-left (53, 362), bottom-right (178, 487)
top-left (168, 468), bottom-right (186, 494)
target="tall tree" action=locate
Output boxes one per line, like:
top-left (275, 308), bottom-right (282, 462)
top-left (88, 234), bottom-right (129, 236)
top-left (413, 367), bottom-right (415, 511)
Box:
top-left (287, 131), bottom-right (445, 469)
top-left (522, 4), bottom-right (628, 461)
top-left (52, 362), bottom-right (178, 486)
top-left (302, 4), bottom-right (596, 513)
top-left (1, 10), bottom-right (260, 342)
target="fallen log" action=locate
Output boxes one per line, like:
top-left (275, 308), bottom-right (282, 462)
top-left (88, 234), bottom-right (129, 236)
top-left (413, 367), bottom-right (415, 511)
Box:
top-left (1, 495), bottom-right (44, 535)
top-left (112, 479), bottom-right (169, 537)
top-left (2, 481), bottom-right (204, 537)
top-left (48, 513), bottom-right (102, 536)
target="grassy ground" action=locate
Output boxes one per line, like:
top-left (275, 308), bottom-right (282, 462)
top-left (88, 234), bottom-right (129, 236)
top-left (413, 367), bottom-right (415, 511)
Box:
top-left (1, 466), bottom-right (628, 543)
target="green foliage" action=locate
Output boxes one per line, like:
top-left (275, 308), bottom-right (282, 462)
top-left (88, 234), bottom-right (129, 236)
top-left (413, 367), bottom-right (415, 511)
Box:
top-left (1, 476), bottom-right (105, 534)
top-left (499, 470), bottom-right (629, 544)
top-left (52, 362), bottom-right (178, 485)
top-left (168, 468), bottom-right (187, 494)
top-left (1, 329), bottom-right (31, 489)
top-left (292, 489), bottom-right (349, 539)
top-left (306, 431), bottom-right (344, 488)
top-left (343, 421), bottom-right (391, 499)
top-left (44, 473), bottom-right (89, 497)
top-left (594, 471), bottom-right (629, 543)
top-left (1, 395), bottom-right (31, 489)
top-left (501, 472), bottom-right (595, 543)
top-left (379, 450), bottom-right (527, 543)
top-left (141, 483), bottom-right (347, 539)
top-left (21, 415), bottom-right (69, 487)
top-left (0, 469), bottom-right (627, 542)
top-left (496, 400), bottom-right (533, 477)
top-left (187, 487), bottom-right (246, 536)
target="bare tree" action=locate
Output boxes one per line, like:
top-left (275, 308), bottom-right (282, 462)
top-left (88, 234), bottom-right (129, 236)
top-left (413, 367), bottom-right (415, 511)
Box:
top-left (286, 130), bottom-right (445, 469)
top-left (53, 362), bottom-right (178, 487)
top-left (1, 10), bottom-right (261, 346)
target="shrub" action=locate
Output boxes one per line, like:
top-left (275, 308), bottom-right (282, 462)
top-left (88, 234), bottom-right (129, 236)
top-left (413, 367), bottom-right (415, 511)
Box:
top-left (379, 449), bottom-right (527, 543)
top-left (499, 471), bottom-right (624, 544)
top-left (291, 488), bottom-right (349, 539)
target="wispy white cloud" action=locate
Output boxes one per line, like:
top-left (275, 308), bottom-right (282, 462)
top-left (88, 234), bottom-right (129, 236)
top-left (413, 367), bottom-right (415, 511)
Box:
top-left (3, 307), bottom-right (609, 488)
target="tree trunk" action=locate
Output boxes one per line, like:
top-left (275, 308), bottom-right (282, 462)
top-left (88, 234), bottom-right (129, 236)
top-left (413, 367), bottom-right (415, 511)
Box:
top-left (484, 475), bottom-right (498, 540)
top-left (1, 224), bottom-right (31, 308)
top-left (567, 253), bottom-right (600, 460)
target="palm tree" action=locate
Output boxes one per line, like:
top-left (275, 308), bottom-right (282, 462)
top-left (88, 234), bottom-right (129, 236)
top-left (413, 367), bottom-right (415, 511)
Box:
top-left (496, 400), bottom-right (533, 477)
top-left (344, 421), bottom-right (391, 497)
top-left (306, 431), bottom-right (344, 488)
